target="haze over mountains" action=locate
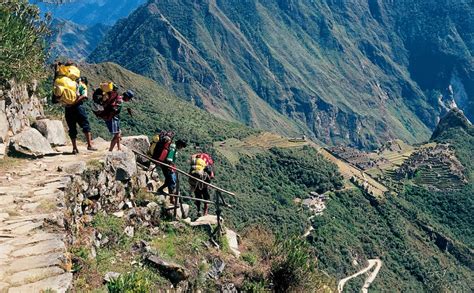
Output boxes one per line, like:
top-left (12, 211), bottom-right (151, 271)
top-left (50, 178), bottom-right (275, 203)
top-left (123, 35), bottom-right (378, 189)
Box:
top-left (33, 0), bottom-right (145, 26)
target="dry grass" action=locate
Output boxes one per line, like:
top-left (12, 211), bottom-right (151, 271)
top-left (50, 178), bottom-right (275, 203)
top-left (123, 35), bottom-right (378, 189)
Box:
top-left (0, 156), bottom-right (24, 173)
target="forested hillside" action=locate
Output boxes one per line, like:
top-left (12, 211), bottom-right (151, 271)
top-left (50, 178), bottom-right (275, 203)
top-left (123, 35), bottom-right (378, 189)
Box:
top-left (89, 0), bottom-right (474, 149)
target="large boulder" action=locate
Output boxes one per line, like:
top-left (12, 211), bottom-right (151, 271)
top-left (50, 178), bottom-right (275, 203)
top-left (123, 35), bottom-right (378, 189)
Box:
top-left (122, 135), bottom-right (150, 164)
top-left (34, 119), bottom-right (67, 146)
top-left (146, 254), bottom-right (189, 285)
top-left (9, 127), bottom-right (55, 157)
top-left (225, 229), bottom-right (240, 258)
top-left (105, 150), bottom-right (137, 181)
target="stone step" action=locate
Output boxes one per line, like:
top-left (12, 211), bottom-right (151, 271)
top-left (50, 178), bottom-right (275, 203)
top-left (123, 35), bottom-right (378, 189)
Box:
top-left (7, 272), bottom-right (72, 293)
top-left (1, 252), bottom-right (64, 274)
top-left (8, 266), bottom-right (65, 287)
top-left (11, 238), bottom-right (65, 258)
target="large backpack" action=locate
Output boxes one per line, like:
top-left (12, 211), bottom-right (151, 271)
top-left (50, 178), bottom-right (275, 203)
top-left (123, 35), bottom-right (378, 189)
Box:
top-left (91, 84), bottom-right (120, 120)
top-left (52, 63), bottom-right (80, 105)
top-left (150, 131), bottom-right (176, 162)
top-left (190, 153), bottom-right (214, 178)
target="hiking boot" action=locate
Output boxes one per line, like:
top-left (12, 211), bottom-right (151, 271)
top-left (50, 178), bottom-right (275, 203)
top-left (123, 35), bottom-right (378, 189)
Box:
top-left (87, 146), bottom-right (98, 151)
top-left (72, 148), bottom-right (79, 155)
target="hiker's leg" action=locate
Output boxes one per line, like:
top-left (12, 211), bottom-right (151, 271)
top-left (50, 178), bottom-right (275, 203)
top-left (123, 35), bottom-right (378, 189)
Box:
top-left (113, 117), bottom-right (121, 151)
top-left (202, 187), bottom-right (210, 216)
top-left (116, 132), bottom-right (121, 151)
top-left (157, 166), bottom-right (168, 193)
top-left (71, 138), bottom-right (78, 153)
top-left (194, 188), bottom-right (202, 215)
top-left (65, 106), bottom-right (78, 153)
top-left (106, 117), bottom-right (119, 151)
top-left (105, 119), bottom-right (114, 151)
top-left (109, 134), bottom-right (119, 151)
top-left (168, 171), bottom-right (177, 204)
top-left (84, 132), bottom-right (97, 150)
top-left (76, 104), bottom-right (95, 150)
top-left (108, 136), bottom-right (115, 151)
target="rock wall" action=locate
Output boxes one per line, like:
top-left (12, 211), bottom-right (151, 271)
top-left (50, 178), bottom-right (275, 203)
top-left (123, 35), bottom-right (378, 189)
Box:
top-left (0, 80), bottom-right (45, 158)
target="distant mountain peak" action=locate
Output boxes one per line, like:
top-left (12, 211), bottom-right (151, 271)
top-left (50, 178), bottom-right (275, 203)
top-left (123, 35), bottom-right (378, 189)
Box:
top-left (431, 108), bottom-right (472, 140)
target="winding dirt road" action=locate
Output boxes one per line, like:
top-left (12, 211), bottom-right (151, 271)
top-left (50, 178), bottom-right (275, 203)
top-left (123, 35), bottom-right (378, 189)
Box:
top-left (337, 259), bottom-right (383, 293)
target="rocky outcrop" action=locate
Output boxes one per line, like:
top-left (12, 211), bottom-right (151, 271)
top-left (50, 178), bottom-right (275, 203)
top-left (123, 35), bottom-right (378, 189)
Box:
top-left (0, 80), bottom-right (45, 158)
top-left (105, 150), bottom-right (138, 181)
top-left (0, 80), bottom-right (44, 135)
top-left (122, 135), bottom-right (150, 164)
top-left (0, 100), bottom-right (8, 157)
top-left (9, 127), bottom-right (56, 157)
top-left (431, 108), bottom-right (472, 140)
top-left (34, 119), bottom-right (67, 146)
top-left (146, 254), bottom-right (190, 286)
top-left (225, 229), bottom-right (240, 258)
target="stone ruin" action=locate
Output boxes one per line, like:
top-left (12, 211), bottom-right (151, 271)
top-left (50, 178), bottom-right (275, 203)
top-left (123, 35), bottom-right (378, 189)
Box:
top-left (328, 146), bottom-right (389, 170)
top-left (394, 144), bottom-right (467, 190)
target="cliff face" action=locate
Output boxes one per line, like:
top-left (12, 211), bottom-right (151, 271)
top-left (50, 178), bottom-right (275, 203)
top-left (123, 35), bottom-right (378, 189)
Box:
top-left (89, 0), bottom-right (473, 148)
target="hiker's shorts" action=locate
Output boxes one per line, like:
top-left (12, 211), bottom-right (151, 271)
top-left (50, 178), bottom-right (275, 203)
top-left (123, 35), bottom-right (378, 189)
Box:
top-left (65, 103), bottom-right (91, 139)
top-left (105, 116), bottom-right (120, 134)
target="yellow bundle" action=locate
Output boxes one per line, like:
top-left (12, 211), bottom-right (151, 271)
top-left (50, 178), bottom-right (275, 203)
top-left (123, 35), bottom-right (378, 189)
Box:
top-left (53, 64), bottom-right (81, 105)
top-left (148, 135), bottom-right (161, 156)
top-left (191, 157), bottom-right (207, 173)
top-left (56, 65), bottom-right (80, 80)
top-left (53, 76), bottom-right (77, 105)
top-left (100, 82), bottom-right (114, 93)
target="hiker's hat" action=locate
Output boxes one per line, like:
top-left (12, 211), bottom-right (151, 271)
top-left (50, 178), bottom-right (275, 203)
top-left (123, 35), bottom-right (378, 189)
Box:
top-left (123, 90), bottom-right (134, 100)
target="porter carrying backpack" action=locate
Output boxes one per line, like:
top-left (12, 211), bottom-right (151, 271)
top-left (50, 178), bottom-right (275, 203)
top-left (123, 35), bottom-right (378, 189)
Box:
top-left (150, 131), bottom-right (176, 162)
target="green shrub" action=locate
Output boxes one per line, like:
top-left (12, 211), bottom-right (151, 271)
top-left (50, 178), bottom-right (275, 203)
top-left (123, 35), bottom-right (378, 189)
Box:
top-left (270, 237), bottom-right (321, 292)
top-left (241, 280), bottom-right (266, 292)
top-left (0, 0), bottom-right (50, 82)
top-left (242, 252), bottom-right (258, 266)
top-left (106, 270), bottom-right (152, 293)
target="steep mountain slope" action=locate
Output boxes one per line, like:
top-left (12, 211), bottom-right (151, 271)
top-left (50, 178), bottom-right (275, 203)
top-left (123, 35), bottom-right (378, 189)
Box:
top-left (33, 0), bottom-right (145, 26)
top-left (48, 20), bottom-right (109, 61)
top-left (89, 0), bottom-right (474, 149)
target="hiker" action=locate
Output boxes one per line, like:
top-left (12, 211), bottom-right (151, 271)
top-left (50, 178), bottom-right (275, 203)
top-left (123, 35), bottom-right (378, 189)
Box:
top-left (189, 153), bottom-right (214, 216)
top-left (53, 61), bottom-right (97, 154)
top-left (92, 83), bottom-right (134, 151)
top-left (151, 132), bottom-right (187, 202)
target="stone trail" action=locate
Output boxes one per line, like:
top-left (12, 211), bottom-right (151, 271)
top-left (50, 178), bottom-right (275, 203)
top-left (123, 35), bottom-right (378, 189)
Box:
top-left (0, 142), bottom-right (109, 293)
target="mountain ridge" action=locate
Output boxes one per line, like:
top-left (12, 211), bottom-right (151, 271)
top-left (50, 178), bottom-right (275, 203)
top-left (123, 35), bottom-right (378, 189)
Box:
top-left (88, 0), bottom-right (473, 149)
